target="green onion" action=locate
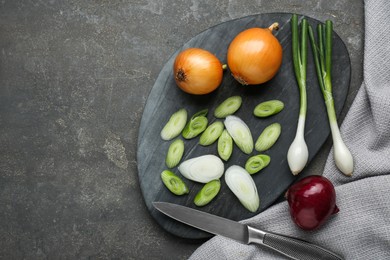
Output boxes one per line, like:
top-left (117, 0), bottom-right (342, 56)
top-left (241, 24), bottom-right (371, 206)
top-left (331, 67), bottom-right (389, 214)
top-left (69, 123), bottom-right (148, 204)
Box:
top-left (287, 14), bottom-right (309, 175)
top-left (161, 170), bottom-right (189, 195)
top-left (214, 96), bottom-right (242, 118)
top-left (165, 139), bottom-right (185, 168)
top-left (217, 129), bottom-right (233, 161)
top-left (225, 165), bottom-right (259, 212)
top-left (194, 179), bottom-right (221, 206)
top-left (182, 109), bottom-right (208, 139)
top-left (178, 155), bottom-right (224, 183)
top-left (199, 121), bottom-right (224, 146)
top-left (255, 123), bottom-right (281, 152)
top-left (253, 100), bottom-right (284, 117)
top-left (245, 154), bottom-right (271, 174)
top-left (224, 115), bottom-right (253, 154)
top-left (308, 20), bottom-right (354, 176)
top-left (160, 108), bottom-right (188, 141)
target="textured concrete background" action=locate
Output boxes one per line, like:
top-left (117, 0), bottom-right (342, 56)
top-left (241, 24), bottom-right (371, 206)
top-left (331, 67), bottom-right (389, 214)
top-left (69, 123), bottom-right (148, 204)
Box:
top-left (0, 1), bottom-right (363, 259)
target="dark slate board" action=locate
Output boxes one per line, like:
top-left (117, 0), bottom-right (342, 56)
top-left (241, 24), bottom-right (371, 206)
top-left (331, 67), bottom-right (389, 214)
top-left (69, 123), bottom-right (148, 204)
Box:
top-left (137, 13), bottom-right (350, 240)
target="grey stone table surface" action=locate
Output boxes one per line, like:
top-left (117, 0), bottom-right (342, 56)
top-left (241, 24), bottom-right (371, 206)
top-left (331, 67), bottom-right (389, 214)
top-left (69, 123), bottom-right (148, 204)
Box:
top-left (0, 1), bottom-right (363, 259)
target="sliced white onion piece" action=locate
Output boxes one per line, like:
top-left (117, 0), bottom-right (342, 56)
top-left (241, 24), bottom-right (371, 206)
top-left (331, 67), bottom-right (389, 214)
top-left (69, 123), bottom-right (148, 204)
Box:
top-left (225, 165), bottom-right (259, 212)
top-left (178, 155), bottom-right (224, 183)
top-left (224, 115), bottom-right (253, 154)
top-left (160, 108), bottom-right (188, 141)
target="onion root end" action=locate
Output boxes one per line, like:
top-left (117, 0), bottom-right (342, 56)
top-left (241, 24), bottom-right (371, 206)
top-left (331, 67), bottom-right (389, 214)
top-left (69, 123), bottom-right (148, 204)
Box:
top-left (175, 68), bottom-right (187, 82)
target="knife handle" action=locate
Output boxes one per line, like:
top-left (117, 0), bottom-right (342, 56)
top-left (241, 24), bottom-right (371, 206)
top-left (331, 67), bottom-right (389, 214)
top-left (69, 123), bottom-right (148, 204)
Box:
top-left (248, 226), bottom-right (344, 260)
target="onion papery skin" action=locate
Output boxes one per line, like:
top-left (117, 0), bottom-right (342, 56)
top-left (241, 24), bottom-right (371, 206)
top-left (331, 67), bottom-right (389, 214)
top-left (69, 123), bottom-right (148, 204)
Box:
top-left (227, 26), bottom-right (283, 85)
top-left (173, 48), bottom-right (223, 95)
top-left (286, 176), bottom-right (339, 230)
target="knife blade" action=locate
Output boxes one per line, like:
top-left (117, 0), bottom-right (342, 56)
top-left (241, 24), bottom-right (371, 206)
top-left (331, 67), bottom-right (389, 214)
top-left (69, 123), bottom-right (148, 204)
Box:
top-left (153, 202), bottom-right (343, 260)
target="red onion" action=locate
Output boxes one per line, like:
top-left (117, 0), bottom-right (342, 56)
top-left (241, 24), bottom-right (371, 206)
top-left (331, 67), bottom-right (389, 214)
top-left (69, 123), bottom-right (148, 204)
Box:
top-left (286, 175), bottom-right (339, 230)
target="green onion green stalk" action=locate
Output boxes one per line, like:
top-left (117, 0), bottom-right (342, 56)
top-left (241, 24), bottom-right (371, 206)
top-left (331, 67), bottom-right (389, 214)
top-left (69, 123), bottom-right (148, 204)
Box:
top-left (308, 20), bottom-right (353, 176)
top-left (287, 14), bottom-right (309, 175)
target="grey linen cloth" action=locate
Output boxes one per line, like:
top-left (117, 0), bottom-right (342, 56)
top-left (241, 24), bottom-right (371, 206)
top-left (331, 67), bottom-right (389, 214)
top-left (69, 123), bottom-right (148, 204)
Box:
top-left (189, 0), bottom-right (390, 259)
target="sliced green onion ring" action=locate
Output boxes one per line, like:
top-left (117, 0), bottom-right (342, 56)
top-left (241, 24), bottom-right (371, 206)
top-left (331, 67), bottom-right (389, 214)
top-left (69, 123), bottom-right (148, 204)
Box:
top-left (160, 108), bottom-right (188, 141)
top-left (253, 100), bottom-right (284, 117)
top-left (214, 96), bottom-right (242, 118)
top-left (161, 170), bottom-right (189, 195)
top-left (224, 115), bottom-right (253, 154)
top-left (165, 139), bottom-right (185, 168)
top-left (255, 123), bottom-right (281, 152)
top-left (199, 121), bottom-right (224, 146)
top-left (182, 109), bottom-right (208, 139)
top-left (194, 179), bottom-right (221, 206)
top-left (245, 154), bottom-right (271, 174)
top-left (225, 165), bottom-right (259, 212)
top-left (218, 130), bottom-right (233, 161)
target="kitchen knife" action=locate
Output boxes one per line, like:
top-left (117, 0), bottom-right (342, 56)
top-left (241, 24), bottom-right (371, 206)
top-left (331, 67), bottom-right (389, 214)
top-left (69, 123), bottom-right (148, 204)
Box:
top-left (153, 202), bottom-right (343, 260)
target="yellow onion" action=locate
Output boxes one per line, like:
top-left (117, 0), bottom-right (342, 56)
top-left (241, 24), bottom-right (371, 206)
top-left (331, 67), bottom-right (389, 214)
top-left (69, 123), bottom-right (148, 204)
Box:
top-left (227, 23), bottom-right (283, 85)
top-left (173, 48), bottom-right (224, 95)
